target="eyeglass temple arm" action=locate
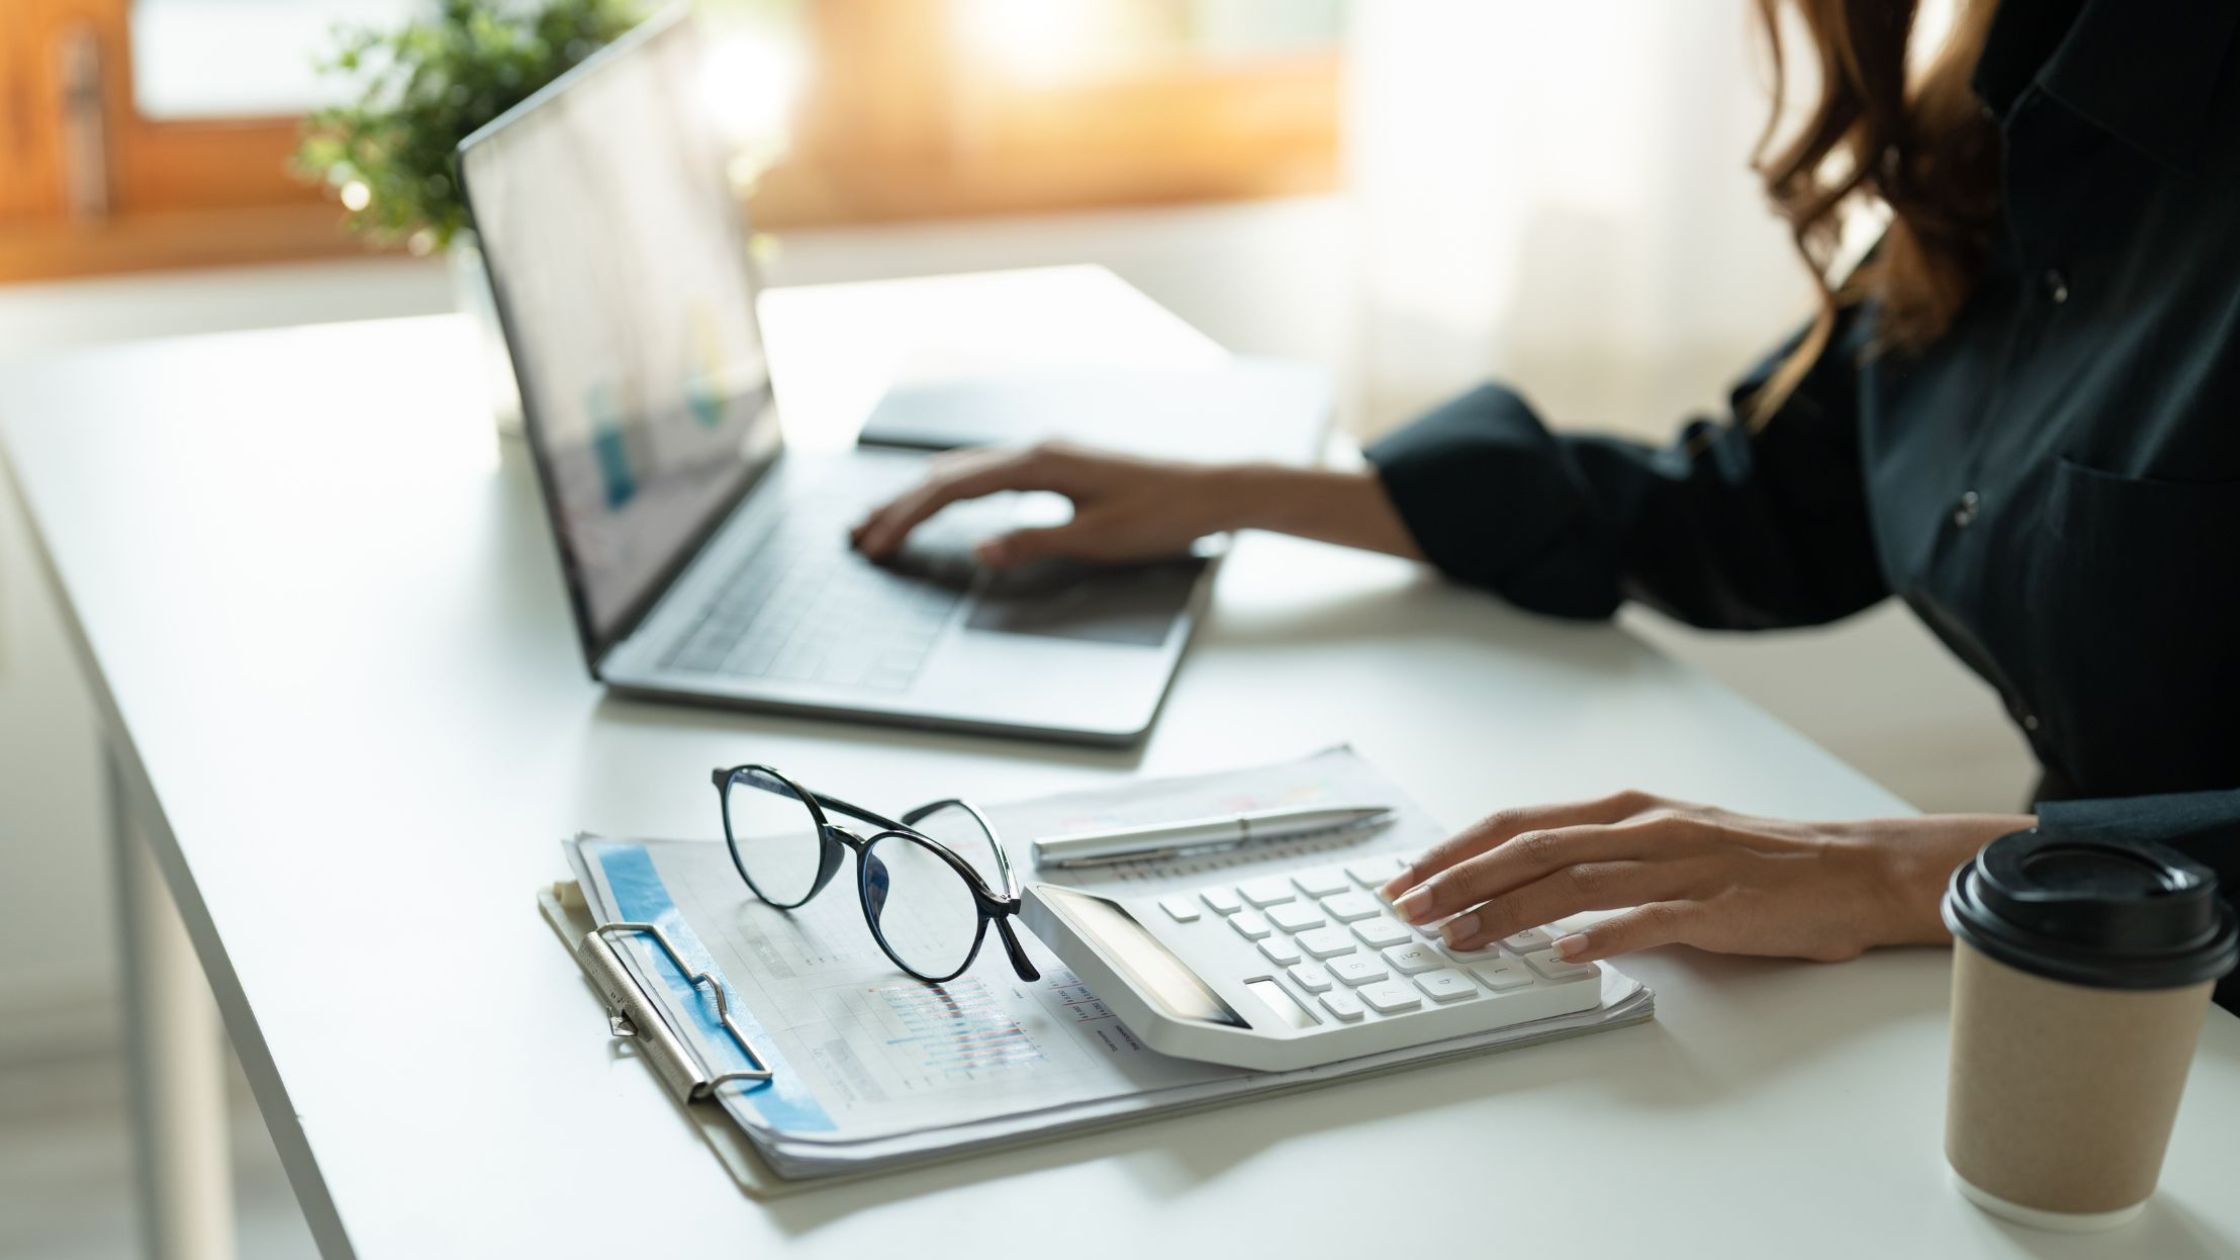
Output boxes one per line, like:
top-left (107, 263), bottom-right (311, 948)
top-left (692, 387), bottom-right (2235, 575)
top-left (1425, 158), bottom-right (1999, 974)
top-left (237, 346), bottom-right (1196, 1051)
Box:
top-left (711, 768), bottom-right (916, 837)
top-left (807, 786), bottom-right (913, 837)
top-left (898, 797), bottom-right (1020, 899)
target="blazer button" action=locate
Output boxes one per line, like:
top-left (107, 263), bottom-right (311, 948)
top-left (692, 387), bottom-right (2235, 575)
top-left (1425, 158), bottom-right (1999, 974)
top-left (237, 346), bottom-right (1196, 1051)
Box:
top-left (1951, 489), bottom-right (1981, 528)
top-left (2045, 269), bottom-right (2070, 304)
top-left (2020, 712), bottom-right (2042, 734)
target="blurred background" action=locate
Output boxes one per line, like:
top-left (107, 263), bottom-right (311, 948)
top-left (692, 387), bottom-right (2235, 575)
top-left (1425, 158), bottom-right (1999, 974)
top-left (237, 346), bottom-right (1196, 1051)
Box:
top-left (0, 2), bottom-right (2024, 1255)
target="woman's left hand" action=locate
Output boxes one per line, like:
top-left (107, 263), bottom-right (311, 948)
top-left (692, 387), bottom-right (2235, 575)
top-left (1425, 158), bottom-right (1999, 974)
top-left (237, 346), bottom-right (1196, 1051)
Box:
top-left (1380, 791), bottom-right (2032, 965)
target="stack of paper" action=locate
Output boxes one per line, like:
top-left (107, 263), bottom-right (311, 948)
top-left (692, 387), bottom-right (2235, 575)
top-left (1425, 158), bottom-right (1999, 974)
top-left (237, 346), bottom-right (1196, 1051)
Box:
top-left (557, 747), bottom-right (1654, 1184)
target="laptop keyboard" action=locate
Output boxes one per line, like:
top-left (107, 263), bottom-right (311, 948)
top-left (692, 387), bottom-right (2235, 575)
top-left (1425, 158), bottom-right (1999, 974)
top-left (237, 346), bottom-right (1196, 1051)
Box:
top-left (659, 507), bottom-right (963, 691)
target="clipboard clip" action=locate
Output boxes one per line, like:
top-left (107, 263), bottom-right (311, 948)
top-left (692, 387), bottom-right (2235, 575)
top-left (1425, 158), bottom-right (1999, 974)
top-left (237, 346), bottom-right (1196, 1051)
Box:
top-left (578, 921), bottom-right (775, 1103)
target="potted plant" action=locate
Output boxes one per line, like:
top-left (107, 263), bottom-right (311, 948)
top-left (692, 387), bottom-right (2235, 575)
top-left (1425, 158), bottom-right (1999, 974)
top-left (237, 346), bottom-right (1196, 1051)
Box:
top-left (294, 0), bottom-right (649, 430)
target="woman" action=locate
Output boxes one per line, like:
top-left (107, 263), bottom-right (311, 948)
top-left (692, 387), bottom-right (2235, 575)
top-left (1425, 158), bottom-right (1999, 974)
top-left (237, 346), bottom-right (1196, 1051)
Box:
top-left (853, 0), bottom-right (2240, 1006)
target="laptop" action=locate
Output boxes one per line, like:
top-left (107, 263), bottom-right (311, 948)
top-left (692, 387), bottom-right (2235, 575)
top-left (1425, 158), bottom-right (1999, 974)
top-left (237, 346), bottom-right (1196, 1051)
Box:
top-left (456, 10), bottom-right (1211, 745)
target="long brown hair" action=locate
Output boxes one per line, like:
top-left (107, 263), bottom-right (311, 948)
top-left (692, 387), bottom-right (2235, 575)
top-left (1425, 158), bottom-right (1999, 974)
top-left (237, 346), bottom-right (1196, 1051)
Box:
top-left (1749, 0), bottom-right (2004, 421)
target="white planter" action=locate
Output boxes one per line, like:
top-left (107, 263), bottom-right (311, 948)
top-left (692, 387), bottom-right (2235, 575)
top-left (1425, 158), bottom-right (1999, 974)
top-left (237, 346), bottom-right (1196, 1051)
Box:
top-left (447, 231), bottom-right (525, 437)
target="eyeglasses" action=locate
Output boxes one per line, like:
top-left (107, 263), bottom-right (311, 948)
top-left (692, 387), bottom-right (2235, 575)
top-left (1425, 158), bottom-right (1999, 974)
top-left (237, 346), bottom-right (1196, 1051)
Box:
top-left (711, 764), bottom-right (1041, 984)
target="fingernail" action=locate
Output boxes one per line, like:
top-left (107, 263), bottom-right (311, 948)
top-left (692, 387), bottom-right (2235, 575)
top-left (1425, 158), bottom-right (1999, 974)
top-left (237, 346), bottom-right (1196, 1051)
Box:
top-left (1395, 887), bottom-right (1434, 923)
top-left (1379, 871), bottom-right (1413, 898)
top-left (1553, 932), bottom-right (1589, 960)
top-left (1441, 913), bottom-right (1480, 945)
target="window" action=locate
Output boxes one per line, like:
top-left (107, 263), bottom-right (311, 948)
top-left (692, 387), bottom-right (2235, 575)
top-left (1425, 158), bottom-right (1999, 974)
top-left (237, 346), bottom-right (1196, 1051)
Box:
top-left (0, 0), bottom-right (1343, 282)
top-left (753, 0), bottom-right (1341, 227)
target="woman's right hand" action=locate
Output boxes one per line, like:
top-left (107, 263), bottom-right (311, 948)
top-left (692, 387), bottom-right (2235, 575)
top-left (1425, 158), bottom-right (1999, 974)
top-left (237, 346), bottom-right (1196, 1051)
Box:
top-left (850, 442), bottom-right (1239, 568)
top-left (850, 441), bottom-right (1426, 568)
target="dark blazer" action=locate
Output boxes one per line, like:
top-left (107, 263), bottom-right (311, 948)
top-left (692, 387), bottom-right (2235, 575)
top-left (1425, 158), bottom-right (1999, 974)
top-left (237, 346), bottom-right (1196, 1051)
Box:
top-left (1365, 0), bottom-right (2240, 1001)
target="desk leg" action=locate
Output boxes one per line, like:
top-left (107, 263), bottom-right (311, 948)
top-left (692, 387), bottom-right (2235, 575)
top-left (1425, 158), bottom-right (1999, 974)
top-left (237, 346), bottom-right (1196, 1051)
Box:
top-left (110, 747), bottom-right (236, 1260)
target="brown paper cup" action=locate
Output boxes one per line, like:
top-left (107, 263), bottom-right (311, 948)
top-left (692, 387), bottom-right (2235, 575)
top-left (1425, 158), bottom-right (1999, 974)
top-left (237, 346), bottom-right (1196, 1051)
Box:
top-left (1946, 939), bottom-right (2214, 1230)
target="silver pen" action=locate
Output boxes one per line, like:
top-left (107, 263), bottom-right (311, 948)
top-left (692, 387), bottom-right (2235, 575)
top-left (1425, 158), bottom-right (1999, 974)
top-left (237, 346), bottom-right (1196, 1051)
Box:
top-left (1033, 804), bottom-right (1395, 870)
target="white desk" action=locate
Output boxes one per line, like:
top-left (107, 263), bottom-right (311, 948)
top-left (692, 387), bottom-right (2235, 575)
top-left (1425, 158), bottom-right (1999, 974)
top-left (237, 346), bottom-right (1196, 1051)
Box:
top-left (4, 266), bottom-right (2234, 1260)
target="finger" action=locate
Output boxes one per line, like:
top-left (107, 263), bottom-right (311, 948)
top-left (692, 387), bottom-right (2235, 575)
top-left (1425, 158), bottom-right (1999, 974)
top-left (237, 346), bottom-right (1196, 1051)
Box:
top-left (1382, 789), bottom-right (1661, 899)
top-left (1393, 814), bottom-right (1706, 924)
top-left (1435, 859), bottom-right (1664, 950)
top-left (855, 451), bottom-right (1045, 558)
top-left (1544, 901), bottom-right (1698, 963)
top-left (975, 523), bottom-right (1086, 568)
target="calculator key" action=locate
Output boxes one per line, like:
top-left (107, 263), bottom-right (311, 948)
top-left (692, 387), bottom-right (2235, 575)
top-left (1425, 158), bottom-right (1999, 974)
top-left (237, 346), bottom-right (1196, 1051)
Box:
top-left (1201, 887), bottom-right (1243, 915)
top-left (1288, 962), bottom-right (1333, 993)
top-left (1319, 989), bottom-right (1365, 1022)
top-left (1229, 911), bottom-right (1273, 941)
top-left (1293, 868), bottom-right (1352, 898)
top-left (1347, 856), bottom-right (1408, 886)
top-left (1321, 891), bottom-right (1382, 922)
top-left (1414, 969), bottom-right (1479, 1003)
top-left (1296, 927), bottom-right (1358, 959)
top-left (1267, 902), bottom-right (1326, 933)
top-left (1382, 942), bottom-right (1445, 975)
top-left (1358, 979), bottom-right (1423, 1014)
top-left (1503, 927), bottom-right (1554, 952)
top-left (1259, 936), bottom-right (1304, 966)
top-left (1328, 955), bottom-right (1390, 987)
top-left (1468, 957), bottom-right (1534, 991)
top-left (1352, 916), bottom-right (1413, 949)
top-left (1522, 948), bottom-right (1601, 983)
top-left (1159, 896), bottom-right (1201, 923)
top-left (1238, 877), bottom-right (1296, 908)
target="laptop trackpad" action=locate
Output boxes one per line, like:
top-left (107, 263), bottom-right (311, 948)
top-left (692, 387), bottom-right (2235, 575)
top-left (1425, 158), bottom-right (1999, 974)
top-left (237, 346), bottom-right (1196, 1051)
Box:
top-left (963, 558), bottom-right (1203, 647)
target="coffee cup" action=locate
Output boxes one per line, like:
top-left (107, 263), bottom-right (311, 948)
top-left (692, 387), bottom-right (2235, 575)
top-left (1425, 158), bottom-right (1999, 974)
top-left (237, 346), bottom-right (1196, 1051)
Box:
top-left (1942, 828), bottom-right (2237, 1230)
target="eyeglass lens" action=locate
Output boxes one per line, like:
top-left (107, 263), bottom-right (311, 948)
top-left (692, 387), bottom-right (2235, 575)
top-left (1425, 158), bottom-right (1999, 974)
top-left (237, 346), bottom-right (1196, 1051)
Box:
top-left (863, 826), bottom-right (984, 980)
top-left (721, 768), bottom-right (824, 907)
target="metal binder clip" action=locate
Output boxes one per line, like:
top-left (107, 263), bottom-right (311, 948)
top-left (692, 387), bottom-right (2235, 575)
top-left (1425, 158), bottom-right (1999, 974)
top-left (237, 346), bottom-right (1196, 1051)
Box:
top-left (578, 921), bottom-right (775, 1102)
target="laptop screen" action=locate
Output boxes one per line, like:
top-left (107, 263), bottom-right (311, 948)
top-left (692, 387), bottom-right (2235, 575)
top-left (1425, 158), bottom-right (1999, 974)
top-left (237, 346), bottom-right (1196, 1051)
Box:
top-left (459, 12), bottom-right (779, 657)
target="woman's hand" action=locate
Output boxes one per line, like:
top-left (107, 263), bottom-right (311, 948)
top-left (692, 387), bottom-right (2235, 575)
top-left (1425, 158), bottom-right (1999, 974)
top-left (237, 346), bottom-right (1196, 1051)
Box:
top-left (852, 443), bottom-right (1228, 568)
top-left (851, 442), bottom-right (1425, 569)
top-left (1379, 791), bottom-right (2032, 964)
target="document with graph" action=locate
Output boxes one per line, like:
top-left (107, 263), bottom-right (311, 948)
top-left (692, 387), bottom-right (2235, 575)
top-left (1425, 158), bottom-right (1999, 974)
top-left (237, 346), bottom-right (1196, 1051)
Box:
top-left (560, 747), bottom-right (1654, 1179)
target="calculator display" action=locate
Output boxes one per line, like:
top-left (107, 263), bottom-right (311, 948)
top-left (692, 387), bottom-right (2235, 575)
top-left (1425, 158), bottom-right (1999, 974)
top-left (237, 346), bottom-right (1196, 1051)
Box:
top-left (1039, 887), bottom-right (1247, 1027)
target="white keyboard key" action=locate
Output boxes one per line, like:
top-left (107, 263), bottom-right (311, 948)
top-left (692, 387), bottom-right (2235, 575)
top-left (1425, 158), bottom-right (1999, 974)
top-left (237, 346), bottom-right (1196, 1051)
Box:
top-left (1319, 989), bottom-right (1365, 1022)
top-left (1259, 936), bottom-right (1304, 966)
top-left (1229, 911), bottom-right (1273, 941)
top-left (1414, 969), bottom-right (1479, 1003)
top-left (1522, 948), bottom-right (1601, 983)
top-left (1321, 891), bottom-right (1382, 922)
top-left (1296, 927), bottom-right (1358, 959)
top-left (1468, 957), bottom-right (1534, 991)
top-left (1352, 916), bottom-right (1413, 949)
top-left (1504, 927), bottom-right (1554, 952)
top-left (1267, 902), bottom-right (1326, 933)
top-left (1383, 942), bottom-right (1445, 975)
top-left (1328, 955), bottom-right (1390, 987)
top-left (1292, 868), bottom-right (1352, 898)
top-left (1201, 887), bottom-right (1243, 915)
top-left (1346, 856), bottom-right (1408, 887)
top-left (1288, 962), bottom-right (1333, 993)
top-left (1159, 896), bottom-right (1201, 923)
top-left (1238, 877), bottom-right (1296, 908)
top-left (1358, 979), bottom-right (1423, 1014)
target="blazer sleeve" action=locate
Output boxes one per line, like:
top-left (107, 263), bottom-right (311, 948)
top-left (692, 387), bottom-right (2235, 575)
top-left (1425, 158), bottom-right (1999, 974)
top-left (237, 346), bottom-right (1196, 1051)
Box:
top-left (1365, 310), bottom-right (1888, 629)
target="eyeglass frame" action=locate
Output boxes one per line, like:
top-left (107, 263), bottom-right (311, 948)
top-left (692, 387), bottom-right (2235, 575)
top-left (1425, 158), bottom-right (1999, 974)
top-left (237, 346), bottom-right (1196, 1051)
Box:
top-left (711, 764), bottom-right (1041, 984)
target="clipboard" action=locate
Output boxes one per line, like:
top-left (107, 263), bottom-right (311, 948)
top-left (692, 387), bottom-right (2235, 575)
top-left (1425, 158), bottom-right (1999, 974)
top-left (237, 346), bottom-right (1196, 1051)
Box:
top-left (540, 881), bottom-right (1656, 1199)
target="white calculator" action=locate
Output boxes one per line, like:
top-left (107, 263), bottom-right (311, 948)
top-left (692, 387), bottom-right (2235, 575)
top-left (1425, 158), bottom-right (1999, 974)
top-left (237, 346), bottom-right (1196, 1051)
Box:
top-left (1020, 853), bottom-right (1602, 1071)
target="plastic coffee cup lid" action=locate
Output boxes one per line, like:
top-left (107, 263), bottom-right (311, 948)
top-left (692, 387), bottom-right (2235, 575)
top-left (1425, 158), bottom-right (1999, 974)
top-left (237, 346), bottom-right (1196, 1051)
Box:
top-left (1943, 829), bottom-right (2240, 990)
